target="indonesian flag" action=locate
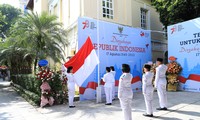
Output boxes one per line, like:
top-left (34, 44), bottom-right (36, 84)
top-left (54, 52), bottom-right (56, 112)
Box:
top-left (64, 37), bottom-right (99, 86)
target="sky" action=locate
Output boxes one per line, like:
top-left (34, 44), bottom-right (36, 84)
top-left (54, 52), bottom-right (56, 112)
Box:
top-left (0, 0), bottom-right (20, 8)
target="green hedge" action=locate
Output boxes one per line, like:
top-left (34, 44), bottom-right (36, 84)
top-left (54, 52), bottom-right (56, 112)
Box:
top-left (11, 73), bottom-right (68, 106)
top-left (11, 74), bottom-right (41, 95)
top-left (12, 83), bottom-right (40, 106)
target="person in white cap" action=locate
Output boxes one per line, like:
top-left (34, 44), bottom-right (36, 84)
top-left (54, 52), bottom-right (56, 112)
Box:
top-left (118, 64), bottom-right (133, 120)
top-left (102, 67), bottom-right (115, 105)
top-left (65, 66), bottom-right (76, 108)
top-left (155, 58), bottom-right (168, 110)
top-left (110, 66), bottom-right (116, 100)
top-left (142, 64), bottom-right (154, 117)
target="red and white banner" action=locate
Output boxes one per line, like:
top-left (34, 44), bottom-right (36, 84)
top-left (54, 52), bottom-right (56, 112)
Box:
top-left (64, 37), bottom-right (99, 86)
top-left (78, 17), bottom-right (151, 100)
top-left (168, 17), bottom-right (200, 92)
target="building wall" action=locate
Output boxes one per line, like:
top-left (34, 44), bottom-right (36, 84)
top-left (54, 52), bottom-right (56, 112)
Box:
top-left (59, 0), bottom-right (80, 57)
top-left (83, 0), bottom-right (167, 62)
top-left (57, 0), bottom-right (81, 28)
top-left (83, 0), bottom-right (132, 26)
top-left (83, 0), bottom-right (166, 42)
top-left (43, 0), bottom-right (167, 62)
top-left (34, 0), bottom-right (48, 14)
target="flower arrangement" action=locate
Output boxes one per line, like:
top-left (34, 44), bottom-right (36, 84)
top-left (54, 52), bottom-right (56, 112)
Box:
top-left (150, 63), bottom-right (157, 86)
top-left (167, 61), bottom-right (182, 74)
top-left (36, 67), bottom-right (54, 82)
top-left (167, 74), bottom-right (179, 85)
top-left (167, 56), bottom-right (182, 85)
top-left (60, 66), bottom-right (68, 104)
top-left (36, 65), bottom-right (55, 107)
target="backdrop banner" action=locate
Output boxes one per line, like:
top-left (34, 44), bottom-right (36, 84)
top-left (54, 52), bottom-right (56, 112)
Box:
top-left (78, 17), bottom-right (152, 100)
top-left (168, 17), bottom-right (200, 92)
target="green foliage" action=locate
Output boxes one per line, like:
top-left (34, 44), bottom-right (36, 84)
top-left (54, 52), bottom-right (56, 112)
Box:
top-left (0, 11), bottom-right (68, 74)
top-left (11, 72), bottom-right (67, 106)
top-left (0, 4), bottom-right (21, 37)
top-left (12, 83), bottom-right (40, 106)
top-left (0, 12), bottom-right (6, 29)
top-left (11, 74), bottom-right (41, 106)
top-left (11, 74), bottom-right (41, 95)
top-left (49, 72), bottom-right (67, 104)
top-left (0, 44), bottom-right (33, 74)
top-left (11, 11), bottom-right (68, 72)
top-left (151, 0), bottom-right (200, 27)
top-left (12, 11), bottom-right (68, 60)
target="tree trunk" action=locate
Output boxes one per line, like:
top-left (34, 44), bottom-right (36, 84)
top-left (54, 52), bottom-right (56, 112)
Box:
top-left (34, 57), bottom-right (38, 74)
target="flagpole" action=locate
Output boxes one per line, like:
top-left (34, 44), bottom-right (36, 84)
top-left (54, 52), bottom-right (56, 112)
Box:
top-left (96, 0), bottom-right (102, 103)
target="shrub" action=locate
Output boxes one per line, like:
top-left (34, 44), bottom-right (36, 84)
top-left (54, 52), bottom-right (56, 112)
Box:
top-left (11, 74), bottom-right (41, 95)
top-left (11, 72), bottom-right (67, 106)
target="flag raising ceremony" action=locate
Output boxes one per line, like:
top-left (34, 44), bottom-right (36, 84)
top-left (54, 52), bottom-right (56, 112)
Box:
top-left (78, 17), bottom-right (152, 100)
top-left (1, 1), bottom-right (200, 119)
top-left (64, 37), bottom-right (99, 86)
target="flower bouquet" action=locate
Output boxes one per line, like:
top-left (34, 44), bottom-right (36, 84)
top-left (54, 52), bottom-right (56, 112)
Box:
top-left (60, 71), bottom-right (68, 104)
top-left (167, 56), bottom-right (182, 91)
top-left (36, 66), bottom-right (55, 107)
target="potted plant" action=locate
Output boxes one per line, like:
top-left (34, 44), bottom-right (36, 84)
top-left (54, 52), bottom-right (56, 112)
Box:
top-left (167, 56), bottom-right (182, 91)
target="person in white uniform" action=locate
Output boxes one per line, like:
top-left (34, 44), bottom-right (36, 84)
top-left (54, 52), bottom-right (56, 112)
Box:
top-left (142, 64), bottom-right (154, 117)
top-left (65, 66), bottom-right (76, 108)
top-left (118, 64), bottom-right (133, 120)
top-left (155, 58), bottom-right (168, 110)
top-left (110, 66), bottom-right (116, 100)
top-left (102, 67), bottom-right (115, 105)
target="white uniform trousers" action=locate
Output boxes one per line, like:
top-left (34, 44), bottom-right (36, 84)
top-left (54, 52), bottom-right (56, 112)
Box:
top-left (68, 90), bottom-right (75, 106)
top-left (104, 87), bottom-right (112, 104)
top-left (119, 98), bottom-right (132, 120)
top-left (112, 83), bottom-right (115, 99)
top-left (157, 83), bottom-right (167, 108)
top-left (143, 92), bottom-right (153, 114)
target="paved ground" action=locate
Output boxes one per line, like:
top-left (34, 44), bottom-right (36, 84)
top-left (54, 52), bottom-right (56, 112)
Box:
top-left (0, 79), bottom-right (200, 120)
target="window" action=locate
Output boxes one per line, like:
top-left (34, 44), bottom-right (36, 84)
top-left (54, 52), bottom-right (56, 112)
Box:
top-left (102, 0), bottom-right (113, 19)
top-left (140, 8), bottom-right (148, 29)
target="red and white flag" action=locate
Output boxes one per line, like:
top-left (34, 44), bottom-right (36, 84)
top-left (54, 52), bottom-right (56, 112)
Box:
top-left (64, 37), bottom-right (99, 86)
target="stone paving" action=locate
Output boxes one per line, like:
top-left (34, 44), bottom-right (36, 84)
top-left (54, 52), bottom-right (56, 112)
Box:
top-left (0, 79), bottom-right (200, 120)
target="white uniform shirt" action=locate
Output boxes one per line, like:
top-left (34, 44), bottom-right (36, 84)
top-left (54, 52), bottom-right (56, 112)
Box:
top-left (142, 72), bottom-right (154, 94)
top-left (102, 72), bottom-right (115, 88)
top-left (66, 73), bottom-right (75, 90)
top-left (111, 71), bottom-right (116, 78)
top-left (111, 71), bottom-right (116, 83)
top-left (118, 73), bottom-right (133, 99)
top-left (155, 64), bottom-right (168, 87)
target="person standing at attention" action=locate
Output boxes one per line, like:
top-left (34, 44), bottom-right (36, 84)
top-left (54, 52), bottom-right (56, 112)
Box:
top-left (110, 66), bottom-right (116, 100)
top-left (65, 66), bottom-right (76, 108)
top-left (142, 64), bottom-right (154, 117)
top-left (155, 58), bottom-right (168, 110)
top-left (102, 67), bottom-right (115, 105)
top-left (118, 64), bottom-right (133, 120)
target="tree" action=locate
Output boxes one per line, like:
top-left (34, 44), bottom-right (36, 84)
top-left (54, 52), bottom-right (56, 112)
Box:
top-left (0, 12), bottom-right (6, 41)
top-left (0, 12), bottom-right (5, 28)
top-left (11, 12), bottom-right (68, 72)
top-left (0, 43), bottom-right (33, 74)
top-left (151, 0), bottom-right (200, 28)
top-left (0, 4), bottom-right (21, 37)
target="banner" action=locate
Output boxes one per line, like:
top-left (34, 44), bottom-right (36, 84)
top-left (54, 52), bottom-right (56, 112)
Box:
top-left (168, 17), bottom-right (200, 92)
top-left (64, 37), bottom-right (99, 86)
top-left (78, 17), bottom-right (152, 100)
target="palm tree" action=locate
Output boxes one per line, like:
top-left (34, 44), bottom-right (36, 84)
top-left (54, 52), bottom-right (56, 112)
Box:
top-left (12, 11), bottom-right (68, 72)
top-left (0, 42), bottom-right (33, 74)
